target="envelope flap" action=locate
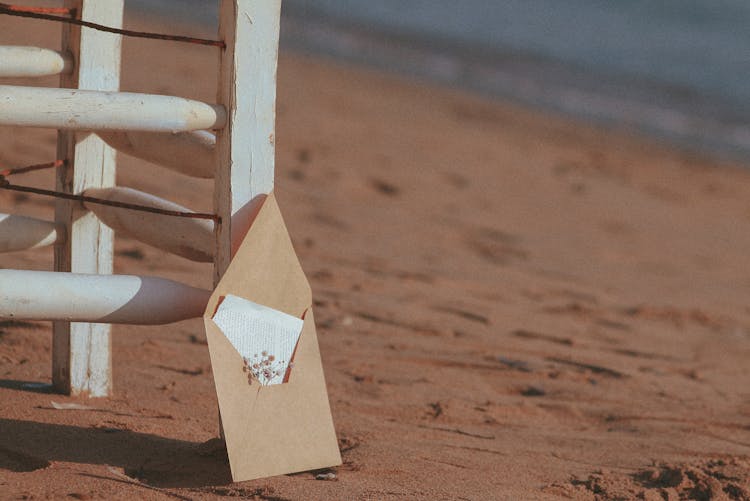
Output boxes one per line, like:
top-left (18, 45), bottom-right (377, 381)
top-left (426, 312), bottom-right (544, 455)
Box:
top-left (205, 193), bottom-right (312, 319)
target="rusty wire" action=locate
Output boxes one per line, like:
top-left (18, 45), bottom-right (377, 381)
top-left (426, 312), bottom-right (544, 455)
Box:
top-left (0, 159), bottom-right (65, 177)
top-left (0, 161), bottom-right (220, 222)
top-left (0, 3), bottom-right (73, 15)
top-left (0, 2), bottom-right (225, 48)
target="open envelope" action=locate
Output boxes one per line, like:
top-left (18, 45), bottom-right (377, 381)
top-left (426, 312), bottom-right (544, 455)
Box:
top-left (203, 194), bottom-right (341, 481)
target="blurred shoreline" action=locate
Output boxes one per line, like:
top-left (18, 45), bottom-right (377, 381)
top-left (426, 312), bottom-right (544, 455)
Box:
top-left (127, 0), bottom-right (750, 164)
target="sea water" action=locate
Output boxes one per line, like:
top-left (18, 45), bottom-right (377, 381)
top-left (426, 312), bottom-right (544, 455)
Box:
top-left (128, 0), bottom-right (750, 161)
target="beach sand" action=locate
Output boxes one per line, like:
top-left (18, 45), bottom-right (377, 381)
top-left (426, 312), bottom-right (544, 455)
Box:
top-left (1, 12), bottom-right (750, 500)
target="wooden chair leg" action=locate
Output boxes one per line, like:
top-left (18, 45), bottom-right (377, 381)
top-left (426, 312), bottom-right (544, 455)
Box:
top-left (53, 0), bottom-right (124, 397)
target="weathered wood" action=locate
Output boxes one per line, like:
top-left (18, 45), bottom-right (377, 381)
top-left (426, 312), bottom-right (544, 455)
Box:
top-left (0, 213), bottom-right (64, 252)
top-left (215, 0), bottom-right (281, 285)
top-left (0, 270), bottom-right (210, 325)
top-left (0, 46), bottom-right (73, 77)
top-left (53, 0), bottom-right (123, 398)
top-left (98, 130), bottom-right (215, 178)
top-left (0, 85), bottom-right (227, 132)
top-left (83, 186), bottom-right (214, 262)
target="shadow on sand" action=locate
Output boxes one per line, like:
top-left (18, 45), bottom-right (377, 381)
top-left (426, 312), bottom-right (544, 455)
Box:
top-left (0, 418), bottom-right (232, 488)
top-left (0, 380), bottom-right (54, 394)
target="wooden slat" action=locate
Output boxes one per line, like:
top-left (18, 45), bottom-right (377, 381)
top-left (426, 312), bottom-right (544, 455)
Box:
top-left (98, 130), bottom-right (216, 178)
top-left (0, 270), bottom-right (210, 325)
top-left (214, 0), bottom-right (281, 285)
top-left (0, 213), bottom-right (64, 252)
top-left (0, 85), bottom-right (227, 132)
top-left (0, 46), bottom-right (73, 77)
top-left (83, 186), bottom-right (214, 262)
top-left (53, 0), bottom-right (123, 398)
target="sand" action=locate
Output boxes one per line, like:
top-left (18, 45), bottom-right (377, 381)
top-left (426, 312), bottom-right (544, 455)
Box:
top-left (1, 11), bottom-right (750, 501)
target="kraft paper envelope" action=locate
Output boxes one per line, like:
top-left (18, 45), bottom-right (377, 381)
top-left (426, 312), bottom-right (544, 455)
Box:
top-left (203, 193), bottom-right (341, 482)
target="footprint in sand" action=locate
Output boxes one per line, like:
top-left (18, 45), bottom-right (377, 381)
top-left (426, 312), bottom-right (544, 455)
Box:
top-left (465, 227), bottom-right (529, 266)
top-left (369, 178), bottom-right (400, 197)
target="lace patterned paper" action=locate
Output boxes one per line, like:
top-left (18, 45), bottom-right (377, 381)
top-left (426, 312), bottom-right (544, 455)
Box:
top-left (212, 294), bottom-right (303, 386)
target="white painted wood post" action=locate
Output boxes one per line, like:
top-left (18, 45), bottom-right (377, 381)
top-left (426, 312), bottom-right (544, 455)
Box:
top-left (98, 130), bottom-right (216, 178)
top-left (0, 270), bottom-right (210, 325)
top-left (53, 0), bottom-right (124, 397)
top-left (82, 187), bottom-right (214, 262)
top-left (0, 85), bottom-right (226, 131)
top-left (214, 0), bottom-right (281, 439)
top-left (0, 214), bottom-right (64, 252)
top-left (215, 0), bottom-right (281, 285)
top-left (0, 46), bottom-right (73, 78)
